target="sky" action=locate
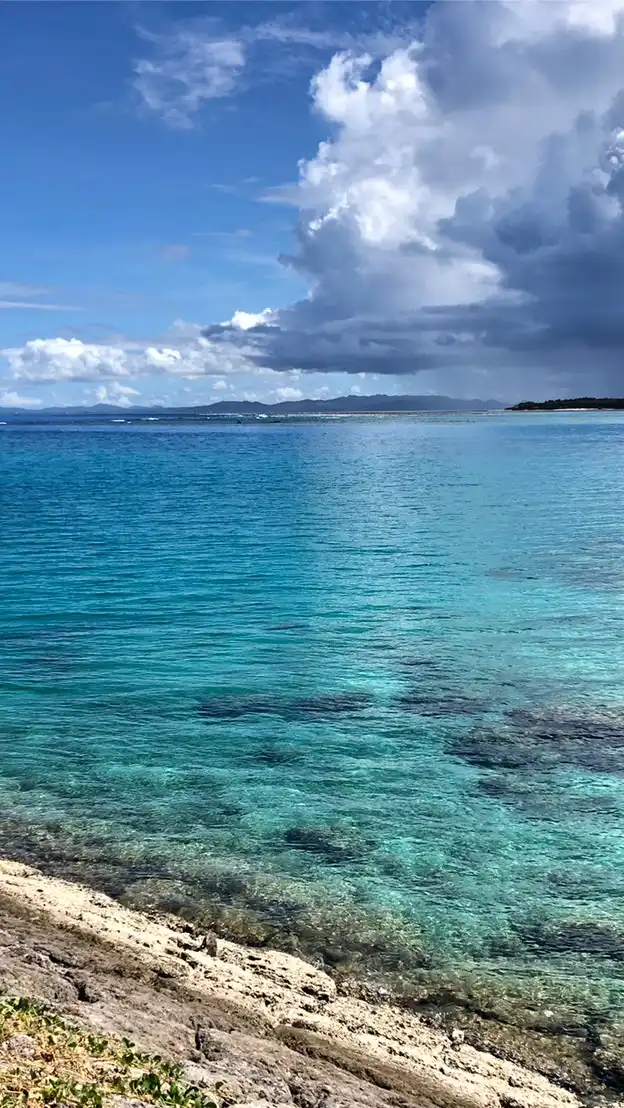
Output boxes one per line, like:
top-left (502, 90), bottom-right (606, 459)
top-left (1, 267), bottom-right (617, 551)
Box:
top-left (3, 0), bottom-right (624, 409)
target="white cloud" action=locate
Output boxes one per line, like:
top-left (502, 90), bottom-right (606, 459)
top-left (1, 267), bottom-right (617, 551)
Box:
top-left (0, 282), bottom-right (50, 298)
top-left (193, 228), bottom-right (253, 239)
top-left (275, 386), bottom-right (303, 401)
top-left (0, 279), bottom-right (80, 311)
top-left (13, 2), bottom-right (624, 401)
top-left (0, 301), bottom-right (81, 311)
top-left (5, 338), bottom-right (135, 382)
top-left (2, 331), bottom-right (254, 384)
top-left (94, 382), bottom-right (140, 408)
top-left (0, 389), bottom-right (41, 408)
top-left (228, 308), bottom-right (277, 330)
top-left (193, 0), bottom-right (624, 394)
top-left (131, 8), bottom-right (425, 130)
top-left (133, 28), bottom-right (245, 128)
top-left (161, 244), bottom-right (190, 262)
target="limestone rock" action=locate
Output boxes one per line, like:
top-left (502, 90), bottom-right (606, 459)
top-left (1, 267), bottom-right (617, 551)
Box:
top-left (5, 1033), bottom-right (36, 1058)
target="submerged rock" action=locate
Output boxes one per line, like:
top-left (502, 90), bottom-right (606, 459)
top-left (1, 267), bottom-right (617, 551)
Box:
top-left (282, 692), bottom-right (374, 719)
top-left (516, 917), bottom-right (624, 960)
top-left (591, 1022), bottom-right (624, 1090)
top-left (400, 656), bottom-right (443, 670)
top-left (449, 728), bottom-right (534, 770)
top-left (485, 567), bottom-right (537, 581)
top-left (476, 774), bottom-right (529, 800)
top-left (475, 773), bottom-right (619, 822)
top-left (283, 824), bottom-right (373, 864)
top-left (507, 706), bottom-right (624, 772)
top-left (569, 794), bottom-right (620, 813)
top-left (254, 745), bottom-right (302, 766)
top-left (198, 691), bottom-right (374, 723)
top-left (508, 705), bottom-right (624, 738)
top-left (450, 704), bottom-right (624, 774)
top-left (396, 691), bottom-right (487, 716)
top-left (198, 695), bottom-right (277, 721)
top-left (266, 622), bottom-right (310, 631)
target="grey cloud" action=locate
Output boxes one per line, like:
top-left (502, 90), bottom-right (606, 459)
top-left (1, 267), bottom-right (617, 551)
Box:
top-left (196, 2), bottom-right (624, 393)
top-left (16, 1), bottom-right (624, 399)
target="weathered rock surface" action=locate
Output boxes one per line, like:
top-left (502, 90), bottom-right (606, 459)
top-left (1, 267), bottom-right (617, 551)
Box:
top-left (0, 859), bottom-right (596, 1108)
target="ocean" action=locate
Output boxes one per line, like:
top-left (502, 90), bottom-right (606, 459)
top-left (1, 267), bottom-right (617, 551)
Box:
top-left (1, 411), bottom-right (624, 1035)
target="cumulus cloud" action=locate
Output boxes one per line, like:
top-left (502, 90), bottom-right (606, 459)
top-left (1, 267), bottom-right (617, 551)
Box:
top-left (227, 308), bottom-right (277, 330)
top-left (275, 385), bottom-right (304, 401)
top-left (11, 1), bottom-right (624, 398)
top-left (2, 332), bottom-right (254, 384)
top-left (132, 10), bottom-right (420, 129)
top-left (5, 338), bottom-right (136, 382)
top-left (197, 0), bottom-right (624, 393)
top-left (94, 383), bottom-right (140, 408)
top-left (0, 389), bottom-right (41, 409)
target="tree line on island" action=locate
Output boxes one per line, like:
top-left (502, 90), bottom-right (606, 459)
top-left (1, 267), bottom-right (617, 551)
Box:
top-left (509, 398), bottom-right (624, 411)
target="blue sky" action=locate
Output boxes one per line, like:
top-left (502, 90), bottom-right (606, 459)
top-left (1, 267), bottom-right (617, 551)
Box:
top-left (3, 1), bottom-right (624, 408)
top-left (0, 3), bottom-right (315, 373)
top-left (1, 0), bottom-right (377, 406)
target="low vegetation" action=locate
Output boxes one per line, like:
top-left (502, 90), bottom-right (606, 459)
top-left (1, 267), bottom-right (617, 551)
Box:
top-left (0, 998), bottom-right (221, 1108)
top-left (508, 397), bottom-right (624, 410)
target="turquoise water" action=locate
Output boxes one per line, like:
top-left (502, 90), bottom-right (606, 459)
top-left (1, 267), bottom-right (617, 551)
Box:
top-left (1, 412), bottom-right (624, 1024)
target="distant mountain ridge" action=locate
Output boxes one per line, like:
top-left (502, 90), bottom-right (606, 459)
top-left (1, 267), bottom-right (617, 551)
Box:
top-left (0, 393), bottom-right (505, 417)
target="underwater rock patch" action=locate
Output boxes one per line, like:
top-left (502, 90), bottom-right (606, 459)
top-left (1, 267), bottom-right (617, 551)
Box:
top-left (396, 691), bottom-right (488, 716)
top-left (567, 793), bottom-right (620, 814)
top-left (198, 691), bottom-right (374, 722)
top-left (474, 774), bottom-right (561, 822)
top-left (253, 745), bottom-right (302, 765)
top-left (508, 705), bottom-right (624, 738)
top-left (282, 692), bottom-right (374, 718)
top-left (591, 1022), bottom-right (624, 1090)
top-left (545, 868), bottom-right (624, 901)
top-left (476, 774), bottom-right (527, 800)
top-left (516, 917), bottom-right (624, 960)
top-left (475, 773), bottom-right (620, 821)
top-left (451, 704), bottom-right (624, 774)
top-left (449, 728), bottom-right (533, 770)
top-left (266, 622), bottom-right (310, 631)
top-left (282, 824), bottom-right (373, 864)
top-left (400, 656), bottom-right (442, 670)
top-left (565, 566), bottom-right (624, 590)
top-left (198, 694), bottom-right (277, 720)
top-left (485, 567), bottom-right (537, 581)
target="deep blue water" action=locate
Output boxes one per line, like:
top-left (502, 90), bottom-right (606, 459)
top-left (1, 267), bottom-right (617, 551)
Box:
top-left (1, 412), bottom-right (624, 1023)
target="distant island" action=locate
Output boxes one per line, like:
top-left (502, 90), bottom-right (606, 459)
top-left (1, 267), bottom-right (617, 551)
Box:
top-left (0, 393), bottom-right (505, 419)
top-left (509, 397), bottom-right (624, 411)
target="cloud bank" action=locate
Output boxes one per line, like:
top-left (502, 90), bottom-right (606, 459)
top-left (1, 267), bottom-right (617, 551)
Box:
top-left (9, 1), bottom-right (624, 399)
top-left (203, 0), bottom-right (624, 394)
top-left (4, 333), bottom-right (251, 383)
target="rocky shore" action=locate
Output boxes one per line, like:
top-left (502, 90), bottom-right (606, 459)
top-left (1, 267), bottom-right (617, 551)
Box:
top-left (0, 859), bottom-right (598, 1108)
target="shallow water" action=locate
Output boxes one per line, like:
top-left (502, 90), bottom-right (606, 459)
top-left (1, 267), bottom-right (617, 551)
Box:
top-left (1, 413), bottom-right (624, 1025)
